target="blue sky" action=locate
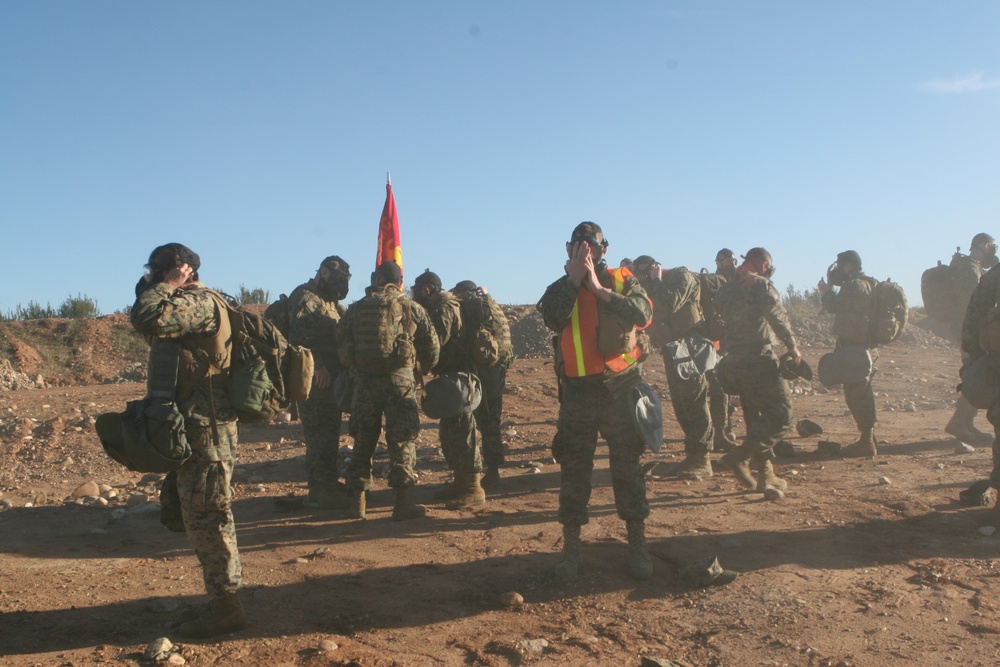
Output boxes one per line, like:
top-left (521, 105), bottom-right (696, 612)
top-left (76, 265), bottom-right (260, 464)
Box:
top-left (2, 1), bottom-right (998, 315)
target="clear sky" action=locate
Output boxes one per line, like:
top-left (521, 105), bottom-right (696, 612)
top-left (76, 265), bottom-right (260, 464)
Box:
top-left (2, 1), bottom-right (998, 315)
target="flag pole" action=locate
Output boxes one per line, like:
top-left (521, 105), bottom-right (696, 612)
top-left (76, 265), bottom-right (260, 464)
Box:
top-left (387, 171), bottom-right (391, 186)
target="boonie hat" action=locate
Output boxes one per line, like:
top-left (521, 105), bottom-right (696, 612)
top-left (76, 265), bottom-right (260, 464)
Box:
top-left (779, 352), bottom-right (813, 381)
top-left (680, 556), bottom-right (738, 588)
top-left (422, 373), bottom-right (482, 419)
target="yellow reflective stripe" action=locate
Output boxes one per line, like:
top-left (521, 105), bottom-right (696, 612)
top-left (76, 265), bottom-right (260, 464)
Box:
top-left (569, 301), bottom-right (586, 376)
top-left (612, 269), bottom-right (625, 294)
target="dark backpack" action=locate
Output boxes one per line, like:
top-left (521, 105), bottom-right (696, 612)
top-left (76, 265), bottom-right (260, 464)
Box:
top-left (455, 289), bottom-right (513, 368)
top-left (348, 289), bottom-right (415, 374)
top-left (920, 249), bottom-right (965, 321)
top-left (210, 291), bottom-right (314, 422)
top-left (868, 278), bottom-right (908, 346)
top-left (697, 270), bottom-right (726, 342)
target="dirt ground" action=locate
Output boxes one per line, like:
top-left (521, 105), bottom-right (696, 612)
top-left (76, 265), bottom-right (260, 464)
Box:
top-left (3, 341), bottom-right (1000, 666)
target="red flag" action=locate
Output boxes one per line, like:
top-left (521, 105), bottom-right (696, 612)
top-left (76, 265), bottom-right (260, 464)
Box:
top-left (376, 182), bottom-right (402, 274)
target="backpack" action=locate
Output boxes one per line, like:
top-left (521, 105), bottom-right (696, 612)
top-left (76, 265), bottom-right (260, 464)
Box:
top-left (211, 291), bottom-right (315, 422)
top-left (348, 288), bottom-right (416, 374)
top-left (868, 278), bottom-right (908, 346)
top-left (920, 249), bottom-right (965, 321)
top-left (455, 288), bottom-right (513, 368)
top-left (697, 270), bottom-right (726, 342)
top-left (263, 293), bottom-right (291, 338)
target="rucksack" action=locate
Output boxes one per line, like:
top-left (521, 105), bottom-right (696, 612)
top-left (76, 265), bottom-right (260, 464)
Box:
top-left (348, 288), bottom-right (416, 374)
top-left (920, 249), bottom-right (966, 321)
top-left (697, 270), bottom-right (726, 342)
top-left (455, 288), bottom-right (513, 368)
top-left (263, 293), bottom-right (291, 338)
top-left (210, 291), bottom-right (315, 423)
top-left (868, 278), bottom-right (908, 346)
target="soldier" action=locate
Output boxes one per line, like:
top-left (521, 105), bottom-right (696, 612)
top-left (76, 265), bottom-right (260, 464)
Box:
top-left (817, 250), bottom-right (878, 456)
top-left (945, 234), bottom-right (998, 446)
top-left (285, 256), bottom-right (351, 509)
top-left (337, 261), bottom-right (439, 521)
top-left (538, 222), bottom-right (655, 580)
top-left (412, 271), bottom-right (486, 510)
top-left (715, 247), bottom-right (801, 494)
top-left (130, 243), bottom-right (246, 638)
top-left (960, 260), bottom-right (1000, 517)
top-left (708, 248), bottom-right (738, 450)
top-left (452, 280), bottom-right (514, 488)
top-left (630, 255), bottom-right (713, 479)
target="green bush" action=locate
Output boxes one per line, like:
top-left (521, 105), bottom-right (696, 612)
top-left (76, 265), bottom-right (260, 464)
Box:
top-left (5, 301), bottom-right (57, 320)
top-left (237, 284), bottom-right (270, 306)
top-left (58, 293), bottom-right (102, 319)
top-left (784, 283), bottom-right (822, 320)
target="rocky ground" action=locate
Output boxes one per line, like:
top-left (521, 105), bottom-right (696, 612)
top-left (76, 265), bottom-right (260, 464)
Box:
top-left (3, 311), bottom-right (1000, 666)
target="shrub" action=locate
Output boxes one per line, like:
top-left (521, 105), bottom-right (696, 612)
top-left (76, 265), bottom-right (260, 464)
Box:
top-left (58, 293), bottom-right (102, 319)
top-left (237, 284), bottom-right (270, 306)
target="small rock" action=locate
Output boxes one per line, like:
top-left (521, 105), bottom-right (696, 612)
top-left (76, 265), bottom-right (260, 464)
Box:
top-left (127, 493), bottom-right (150, 507)
top-left (166, 654), bottom-right (186, 665)
top-left (519, 638), bottom-right (549, 653)
top-left (763, 487), bottom-right (785, 501)
top-left (879, 476), bottom-right (891, 485)
top-left (144, 637), bottom-right (174, 661)
top-left (935, 463), bottom-right (946, 470)
top-left (978, 526), bottom-right (996, 537)
top-left (0, 499), bottom-right (13, 510)
top-left (318, 638), bottom-right (339, 652)
top-left (72, 481), bottom-right (101, 499)
top-left (99, 484), bottom-right (113, 493)
top-left (499, 590), bottom-right (524, 608)
top-left (33, 492), bottom-right (47, 505)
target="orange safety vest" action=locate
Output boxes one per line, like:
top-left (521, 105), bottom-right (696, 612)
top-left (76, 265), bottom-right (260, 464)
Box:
top-left (560, 267), bottom-right (648, 377)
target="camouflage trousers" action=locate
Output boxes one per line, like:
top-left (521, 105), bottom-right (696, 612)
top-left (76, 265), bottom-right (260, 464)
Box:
top-left (346, 373), bottom-right (420, 491)
top-left (662, 352), bottom-right (712, 455)
top-left (440, 412), bottom-right (482, 475)
top-left (160, 422), bottom-right (242, 598)
top-left (299, 383), bottom-right (342, 492)
top-left (476, 363), bottom-right (508, 469)
top-left (724, 353), bottom-right (793, 460)
top-left (984, 400), bottom-right (1000, 489)
top-left (552, 374), bottom-right (650, 527)
top-left (842, 344), bottom-right (877, 432)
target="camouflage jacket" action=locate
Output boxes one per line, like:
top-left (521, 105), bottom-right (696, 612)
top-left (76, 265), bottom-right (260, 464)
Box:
top-left (962, 263), bottom-right (1000, 358)
top-left (538, 265), bottom-right (653, 384)
top-left (641, 266), bottom-right (704, 346)
top-left (286, 280), bottom-right (345, 374)
top-left (820, 273), bottom-right (873, 347)
top-left (715, 269), bottom-right (797, 356)
top-left (337, 284), bottom-right (440, 378)
top-left (130, 281), bottom-right (236, 427)
top-left (424, 290), bottom-right (469, 374)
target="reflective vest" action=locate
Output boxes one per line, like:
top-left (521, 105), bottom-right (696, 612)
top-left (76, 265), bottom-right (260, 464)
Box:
top-left (560, 267), bottom-right (647, 377)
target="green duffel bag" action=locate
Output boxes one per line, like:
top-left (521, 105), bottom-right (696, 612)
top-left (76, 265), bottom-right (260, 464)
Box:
top-left (818, 345), bottom-right (872, 388)
top-left (422, 372), bottom-right (482, 419)
top-left (95, 398), bottom-right (191, 473)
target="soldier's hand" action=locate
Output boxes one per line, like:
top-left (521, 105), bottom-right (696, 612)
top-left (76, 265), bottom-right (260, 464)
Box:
top-left (164, 263), bottom-right (194, 289)
top-left (817, 277), bottom-right (829, 295)
top-left (313, 366), bottom-right (331, 390)
top-left (566, 242), bottom-right (591, 287)
top-left (788, 346), bottom-right (803, 365)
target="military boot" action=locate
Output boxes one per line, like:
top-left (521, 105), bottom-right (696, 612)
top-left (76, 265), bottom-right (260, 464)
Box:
top-left (842, 428), bottom-right (877, 458)
top-left (755, 458), bottom-right (787, 493)
top-left (481, 466), bottom-right (501, 489)
top-left (349, 490), bottom-right (366, 519)
top-left (721, 446), bottom-right (756, 489)
top-left (945, 398), bottom-right (994, 446)
top-left (177, 594), bottom-right (247, 639)
top-left (625, 520), bottom-right (653, 580)
top-left (554, 524), bottom-right (582, 581)
top-left (391, 486), bottom-right (426, 521)
top-left (315, 486), bottom-right (350, 510)
top-left (673, 452), bottom-right (713, 480)
top-left (445, 472), bottom-right (487, 510)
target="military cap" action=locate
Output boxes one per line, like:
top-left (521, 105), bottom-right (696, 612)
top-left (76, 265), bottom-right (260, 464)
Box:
top-left (715, 248), bottom-right (735, 262)
top-left (795, 419), bottom-right (824, 437)
top-left (778, 352), bottom-right (814, 381)
top-left (147, 243), bottom-right (201, 274)
top-left (679, 556), bottom-right (738, 588)
top-left (632, 255), bottom-right (657, 269)
top-left (453, 280), bottom-right (478, 293)
top-left (413, 269), bottom-right (442, 290)
top-left (374, 261), bottom-right (402, 286)
top-left (320, 255), bottom-right (350, 275)
top-left (836, 250), bottom-right (862, 269)
top-left (971, 233), bottom-right (995, 249)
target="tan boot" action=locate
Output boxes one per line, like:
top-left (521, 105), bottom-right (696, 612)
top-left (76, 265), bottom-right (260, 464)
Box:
top-left (177, 594), bottom-right (247, 638)
top-left (842, 428), bottom-right (877, 458)
top-left (349, 490), bottom-right (366, 519)
top-left (481, 466), bottom-right (501, 489)
top-left (444, 472), bottom-right (487, 510)
top-left (625, 520), bottom-right (653, 580)
top-left (391, 486), bottom-right (426, 521)
top-left (673, 452), bottom-right (713, 480)
top-left (721, 447), bottom-right (756, 489)
top-left (554, 524), bottom-right (582, 581)
top-left (945, 398), bottom-right (994, 446)
top-left (756, 459), bottom-right (787, 493)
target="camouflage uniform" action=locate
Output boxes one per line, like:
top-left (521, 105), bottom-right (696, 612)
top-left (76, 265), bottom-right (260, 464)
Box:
top-left (961, 264), bottom-right (1000, 488)
top-left (425, 290), bottom-right (482, 475)
top-left (286, 281), bottom-right (346, 494)
top-left (338, 284), bottom-right (439, 492)
top-left (131, 281), bottom-right (242, 599)
top-left (821, 274), bottom-right (877, 433)
top-left (714, 271), bottom-right (797, 460)
top-left (948, 255), bottom-right (990, 437)
top-left (539, 269), bottom-right (653, 527)
top-left (641, 268), bottom-right (713, 458)
top-left (476, 355), bottom-right (512, 469)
